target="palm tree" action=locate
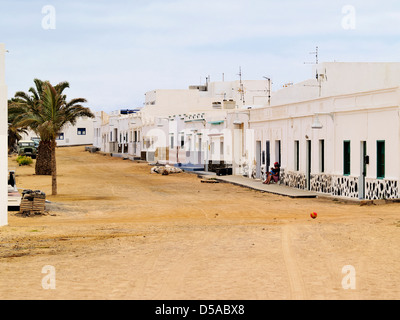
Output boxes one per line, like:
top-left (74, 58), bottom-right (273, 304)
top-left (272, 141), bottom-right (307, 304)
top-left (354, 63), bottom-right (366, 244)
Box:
top-left (7, 99), bottom-right (28, 154)
top-left (11, 80), bottom-right (94, 195)
top-left (10, 79), bottom-right (52, 174)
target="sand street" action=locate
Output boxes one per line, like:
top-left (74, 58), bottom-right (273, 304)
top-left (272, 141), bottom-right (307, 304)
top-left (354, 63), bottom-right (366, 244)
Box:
top-left (1, 146), bottom-right (400, 300)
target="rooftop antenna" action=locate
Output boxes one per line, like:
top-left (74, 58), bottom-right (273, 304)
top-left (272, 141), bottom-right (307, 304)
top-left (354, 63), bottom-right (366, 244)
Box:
top-left (303, 46), bottom-right (323, 96)
top-left (304, 46), bottom-right (319, 65)
top-left (263, 76), bottom-right (272, 106)
top-left (237, 66), bottom-right (245, 105)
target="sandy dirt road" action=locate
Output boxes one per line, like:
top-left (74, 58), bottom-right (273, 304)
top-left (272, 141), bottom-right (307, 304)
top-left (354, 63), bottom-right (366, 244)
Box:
top-left (1, 146), bottom-right (400, 300)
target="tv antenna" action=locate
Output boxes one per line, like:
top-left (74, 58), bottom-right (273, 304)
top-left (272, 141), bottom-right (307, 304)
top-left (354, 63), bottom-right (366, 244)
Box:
top-left (263, 76), bottom-right (272, 106)
top-left (303, 46), bottom-right (323, 96)
top-left (304, 46), bottom-right (319, 65)
top-left (237, 66), bottom-right (245, 105)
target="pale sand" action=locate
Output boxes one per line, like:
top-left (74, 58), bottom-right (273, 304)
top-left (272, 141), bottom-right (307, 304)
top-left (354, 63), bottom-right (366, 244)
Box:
top-left (1, 146), bottom-right (400, 300)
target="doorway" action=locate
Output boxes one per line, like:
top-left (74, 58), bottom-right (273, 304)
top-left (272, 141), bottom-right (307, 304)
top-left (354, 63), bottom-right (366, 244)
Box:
top-left (256, 141), bottom-right (262, 179)
top-left (359, 141), bottom-right (367, 199)
top-left (266, 141), bottom-right (271, 170)
top-left (198, 137), bottom-right (202, 165)
top-left (306, 140), bottom-right (311, 190)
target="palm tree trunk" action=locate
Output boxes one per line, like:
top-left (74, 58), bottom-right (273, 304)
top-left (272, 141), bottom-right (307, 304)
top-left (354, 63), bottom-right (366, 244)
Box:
top-left (51, 140), bottom-right (57, 196)
top-left (36, 140), bottom-right (52, 175)
top-left (7, 133), bottom-right (17, 155)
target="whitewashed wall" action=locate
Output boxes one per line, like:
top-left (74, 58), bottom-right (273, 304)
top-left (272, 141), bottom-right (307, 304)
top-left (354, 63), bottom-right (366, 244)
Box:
top-left (21, 117), bottom-right (94, 147)
top-left (0, 43), bottom-right (8, 226)
top-left (56, 117), bottom-right (94, 147)
top-left (248, 63), bottom-right (400, 200)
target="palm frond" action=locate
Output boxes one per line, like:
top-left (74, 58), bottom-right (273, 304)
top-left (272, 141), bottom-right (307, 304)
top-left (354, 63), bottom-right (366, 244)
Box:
top-left (54, 81), bottom-right (70, 94)
top-left (11, 79), bottom-right (91, 142)
top-left (29, 79), bottom-right (45, 101)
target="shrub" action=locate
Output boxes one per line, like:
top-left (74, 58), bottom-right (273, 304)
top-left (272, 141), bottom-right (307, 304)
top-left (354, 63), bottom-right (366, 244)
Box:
top-left (16, 155), bottom-right (33, 166)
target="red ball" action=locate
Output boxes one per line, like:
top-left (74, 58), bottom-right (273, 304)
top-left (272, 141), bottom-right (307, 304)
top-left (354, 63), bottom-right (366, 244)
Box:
top-left (310, 212), bottom-right (318, 219)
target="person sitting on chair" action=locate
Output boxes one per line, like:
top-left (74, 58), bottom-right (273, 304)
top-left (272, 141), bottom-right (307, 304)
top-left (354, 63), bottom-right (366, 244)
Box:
top-left (263, 162), bottom-right (280, 184)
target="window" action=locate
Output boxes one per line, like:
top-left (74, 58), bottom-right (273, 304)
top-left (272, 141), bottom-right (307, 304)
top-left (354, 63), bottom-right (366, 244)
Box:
top-left (294, 140), bottom-right (300, 171)
top-left (343, 141), bottom-right (351, 176)
top-left (377, 141), bottom-right (385, 179)
top-left (307, 140), bottom-right (312, 190)
top-left (319, 140), bottom-right (325, 173)
top-left (77, 128), bottom-right (86, 135)
top-left (170, 135), bottom-right (174, 149)
top-left (57, 133), bottom-right (64, 140)
top-left (180, 135), bottom-right (185, 148)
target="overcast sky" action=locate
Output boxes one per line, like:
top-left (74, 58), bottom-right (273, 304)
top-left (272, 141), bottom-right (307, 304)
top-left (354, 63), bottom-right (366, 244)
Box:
top-left (1, 0), bottom-right (399, 113)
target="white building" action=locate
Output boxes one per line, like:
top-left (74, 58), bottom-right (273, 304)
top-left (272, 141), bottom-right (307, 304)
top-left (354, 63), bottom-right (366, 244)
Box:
top-left (247, 62), bottom-right (400, 200)
top-left (94, 62), bottom-right (400, 201)
top-left (55, 117), bottom-right (94, 147)
top-left (166, 108), bottom-right (231, 170)
top-left (151, 80), bottom-right (268, 165)
top-left (93, 109), bottom-right (142, 156)
top-left (96, 79), bottom-right (270, 165)
top-left (21, 116), bottom-right (94, 147)
top-left (1, 43), bottom-right (8, 226)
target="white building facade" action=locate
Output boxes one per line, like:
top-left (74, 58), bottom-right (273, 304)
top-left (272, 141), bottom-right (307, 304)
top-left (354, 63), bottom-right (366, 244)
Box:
top-left (95, 79), bottom-right (270, 167)
top-left (55, 117), bottom-right (94, 147)
top-left (21, 116), bottom-right (94, 147)
top-left (94, 63), bottom-right (400, 201)
top-left (1, 44), bottom-right (8, 226)
top-left (247, 62), bottom-right (400, 200)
